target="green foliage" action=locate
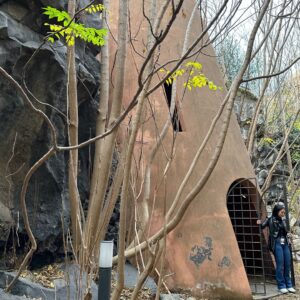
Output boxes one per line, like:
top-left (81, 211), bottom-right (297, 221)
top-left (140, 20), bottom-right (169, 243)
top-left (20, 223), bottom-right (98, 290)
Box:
top-left (160, 61), bottom-right (222, 91)
top-left (288, 119), bottom-right (300, 164)
top-left (85, 4), bottom-right (105, 14)
top-left (292, 151), bottom-right (300, 163)
top-left (43, 6), bottom-right (107, 47)
top-left (259, 137), bottom-right (276, 146)
top-left (288, 185), bottom-right (300, 216)
top-left (293, 120), bottom-right (300, 131)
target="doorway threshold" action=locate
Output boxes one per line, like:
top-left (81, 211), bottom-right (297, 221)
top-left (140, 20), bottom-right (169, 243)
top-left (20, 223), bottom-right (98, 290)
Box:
top-left (252, 282), bottom-right (281, 299)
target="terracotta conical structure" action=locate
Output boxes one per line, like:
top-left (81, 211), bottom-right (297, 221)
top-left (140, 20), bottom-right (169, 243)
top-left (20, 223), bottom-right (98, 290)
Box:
top-left (109, 1), bottom-right (258, 299)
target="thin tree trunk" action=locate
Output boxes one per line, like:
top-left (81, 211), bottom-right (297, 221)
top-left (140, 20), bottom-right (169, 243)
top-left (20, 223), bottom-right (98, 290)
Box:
top-left (5, 148), bottom-right (56, 292)
top-left (89, 0), bottom-right (110, 210)
top-left (84, 0), bottom-right (129, 266)
top-left (277, 77), bottom-right (295, 190)
top-left (97, 149), bottom-right (124, 242)
top-left (155, 176), bottom-right (168, 300)
top-left (112, 88), bottom-right (148, 300)
top-left (112, 1), bottom-right (172, 298)
top-left (81, 0), bottom-right (111, 266)
top-left (247, 1), bottom-right (294, 155)
top-left (67, 0), bottom-right (82, 256)
top-left (130, 244), bottom-right (159, 300)
top-left (246, 14), bottom-right (284, 154)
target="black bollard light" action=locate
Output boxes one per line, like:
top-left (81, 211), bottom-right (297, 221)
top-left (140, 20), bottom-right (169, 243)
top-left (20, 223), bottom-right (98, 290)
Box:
top-left (98, 240), bottom-right (113, 300)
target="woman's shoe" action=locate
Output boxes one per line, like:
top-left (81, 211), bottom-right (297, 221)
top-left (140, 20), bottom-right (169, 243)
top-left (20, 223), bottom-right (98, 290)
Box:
top-left (279, 288), bottom-right (288, 293)
top-left (288, 287), bottom-right (296, 293)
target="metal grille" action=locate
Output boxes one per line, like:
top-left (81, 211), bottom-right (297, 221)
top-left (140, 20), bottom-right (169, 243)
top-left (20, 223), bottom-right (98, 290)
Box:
top-left (227, 178), bottom-right (275, 295)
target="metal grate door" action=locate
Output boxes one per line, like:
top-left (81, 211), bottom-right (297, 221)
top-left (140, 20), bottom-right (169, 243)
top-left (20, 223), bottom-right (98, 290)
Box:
top-left (227, 178), bottom-right (272, 295)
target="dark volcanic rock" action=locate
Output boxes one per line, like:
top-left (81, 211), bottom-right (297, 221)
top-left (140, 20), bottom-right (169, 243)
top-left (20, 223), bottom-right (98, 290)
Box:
top-left (0, 3), bottom-right (100, 259)
top-left (0, 202), bottom-right (13, 244)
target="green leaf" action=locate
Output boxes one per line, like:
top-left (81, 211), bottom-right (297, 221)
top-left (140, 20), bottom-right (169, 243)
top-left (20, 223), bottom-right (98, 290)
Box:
top-left (43, 6), bottom-right (108, 47)
top-left (48, 36), bottom-right (55, 43)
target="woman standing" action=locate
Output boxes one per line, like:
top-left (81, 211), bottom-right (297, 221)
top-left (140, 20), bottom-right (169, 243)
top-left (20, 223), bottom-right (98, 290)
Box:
top-left (257, 202), bottom-right (296, 294)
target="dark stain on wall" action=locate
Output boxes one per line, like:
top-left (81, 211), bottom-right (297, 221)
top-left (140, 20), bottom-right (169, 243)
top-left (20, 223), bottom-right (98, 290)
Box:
top-left (189, 236), bottom-right (213, 268)
top-left (218, 256), bottom-right (231, 268)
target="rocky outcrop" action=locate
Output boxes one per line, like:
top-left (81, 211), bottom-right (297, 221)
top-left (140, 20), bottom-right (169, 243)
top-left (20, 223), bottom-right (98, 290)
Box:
top-left (234, 89), bottom-right (300, 262)
top-left (0, 202), bottom-right (13, 244)
top-left (234, 89), bottom-right (264, 142)
top-left (0, 0), bottom-right (100, 263)
top-left (233, 88), bottom-right (288, 205)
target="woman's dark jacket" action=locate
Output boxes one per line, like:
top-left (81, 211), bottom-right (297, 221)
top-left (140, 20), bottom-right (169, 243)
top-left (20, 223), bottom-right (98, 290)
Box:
top-left (261, 203), bottom-right (289, 253)
top-left (261, 216), bottom-right (288, 253)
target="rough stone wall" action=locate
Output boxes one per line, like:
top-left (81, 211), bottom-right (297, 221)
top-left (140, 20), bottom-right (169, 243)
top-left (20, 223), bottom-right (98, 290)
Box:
top-left (234, 89), bottom-right (264, 142)
top-left (0, 0), bottom-right (101, 265)
top-left (233, 89), bottom-right (287, 205)
top-left (234, 88), bottom-right (300, 261)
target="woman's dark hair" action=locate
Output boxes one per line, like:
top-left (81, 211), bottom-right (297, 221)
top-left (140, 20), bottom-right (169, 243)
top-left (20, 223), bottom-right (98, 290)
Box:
top-left (272, 202), bottom-right (285, 217)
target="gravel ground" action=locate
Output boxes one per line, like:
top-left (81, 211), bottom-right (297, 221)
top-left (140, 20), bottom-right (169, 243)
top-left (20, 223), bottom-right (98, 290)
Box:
top-left (273, 287), bottom-right (300, 299)
top-left (275, 293), bottom-right (299, 299)
top-left (271, 263), bottom-right (300, 300)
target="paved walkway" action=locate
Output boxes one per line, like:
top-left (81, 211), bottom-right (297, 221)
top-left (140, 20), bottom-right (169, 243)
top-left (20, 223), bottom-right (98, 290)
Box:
top-left (252, 282), bottom-right (281, 299)
top-left (0, 289), bottom-right (31, 299)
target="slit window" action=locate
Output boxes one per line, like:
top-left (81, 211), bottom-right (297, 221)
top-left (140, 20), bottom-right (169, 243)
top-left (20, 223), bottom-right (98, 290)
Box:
top-left (163, 82), bottom-right (183, 132)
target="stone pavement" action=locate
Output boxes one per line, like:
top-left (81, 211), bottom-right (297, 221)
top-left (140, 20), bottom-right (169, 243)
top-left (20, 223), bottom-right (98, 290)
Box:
top-left (0, 289), bottom-right (33, 300)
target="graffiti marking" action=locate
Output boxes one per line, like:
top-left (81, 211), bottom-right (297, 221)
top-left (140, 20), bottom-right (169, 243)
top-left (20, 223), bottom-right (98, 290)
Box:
top-left (218, 256), bottom-right (231, 268)
top-left (189, 237), bottom-right (213, 268)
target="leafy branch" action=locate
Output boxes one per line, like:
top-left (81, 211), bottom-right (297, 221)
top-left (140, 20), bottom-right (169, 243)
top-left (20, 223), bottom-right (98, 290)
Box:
top-left (160, 61), bottom-right (222, 91)
top-left (259, 137), bottom-right (276, 146)
top-left (43, 6), bottom-right (107, 46)
top-left (85, 4), bottom-right (105, 14)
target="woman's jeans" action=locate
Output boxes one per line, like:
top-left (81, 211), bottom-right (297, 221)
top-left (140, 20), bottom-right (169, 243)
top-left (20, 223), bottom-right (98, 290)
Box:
top-left (274, 239), bottom-right (292, 289)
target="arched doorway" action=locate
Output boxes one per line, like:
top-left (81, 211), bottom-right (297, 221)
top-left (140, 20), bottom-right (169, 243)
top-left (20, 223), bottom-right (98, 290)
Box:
top-left (227, 178), bottom-right (274, 295)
